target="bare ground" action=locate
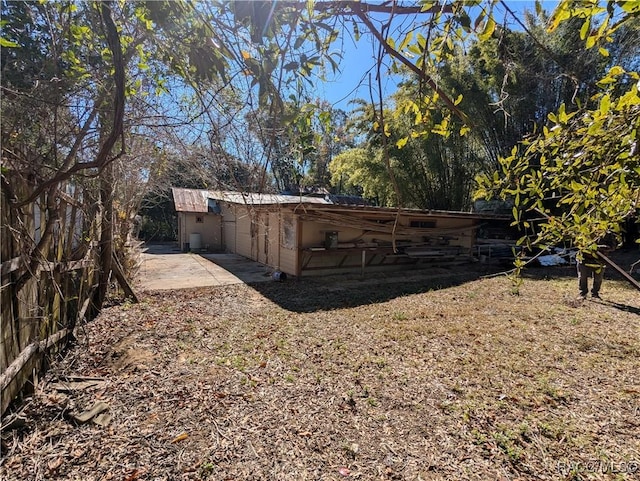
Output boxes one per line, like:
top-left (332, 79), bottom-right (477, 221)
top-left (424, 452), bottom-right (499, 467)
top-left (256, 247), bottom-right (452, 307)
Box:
top-left (1, 264), bottom-right (639, 481)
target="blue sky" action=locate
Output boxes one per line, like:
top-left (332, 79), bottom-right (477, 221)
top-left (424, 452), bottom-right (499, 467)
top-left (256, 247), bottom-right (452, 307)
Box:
top-left (317, 1), bottom-right (560, 110)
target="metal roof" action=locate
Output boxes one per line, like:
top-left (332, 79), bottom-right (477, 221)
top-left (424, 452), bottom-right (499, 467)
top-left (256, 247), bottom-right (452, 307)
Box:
top-left (171, 187), bottom-right (509, 220)
top-left (171, 188), bottom-right (331, 213)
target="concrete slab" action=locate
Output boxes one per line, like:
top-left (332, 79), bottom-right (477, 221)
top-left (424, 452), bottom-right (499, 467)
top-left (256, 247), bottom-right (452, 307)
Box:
top-left (136, 244), bottom-right (273, 290)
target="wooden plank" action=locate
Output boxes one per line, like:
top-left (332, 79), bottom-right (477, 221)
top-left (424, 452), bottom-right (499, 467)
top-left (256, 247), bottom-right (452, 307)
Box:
top-left (597, 251), bottom-right (640, 292)
top-left (111, 253), bottom-right (139, 302)
top-left (1, 257), bottom-right (23, 276)
top-left (1, 257), bottom-right (92, 277)
top-left (0, 328), bottom-right (69, 393)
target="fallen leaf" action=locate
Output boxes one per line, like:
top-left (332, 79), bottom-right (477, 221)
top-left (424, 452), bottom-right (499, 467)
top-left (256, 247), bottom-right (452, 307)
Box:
top-left (338, 467), bottom-right (351, 476)
top-left (93, 412), bottom-right (112, 427)
top-left (171, 432), bottom-right (189, 443)
top-left (124, 469), bottom-right (144, 481)
top-left (72, 449), bottom-right (87, 458)
top-left (47, 457), bottom-right (64, 473)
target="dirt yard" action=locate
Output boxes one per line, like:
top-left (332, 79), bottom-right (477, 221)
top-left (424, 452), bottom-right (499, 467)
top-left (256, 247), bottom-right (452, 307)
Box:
top-left (1, 263), bottom-right (639, 481)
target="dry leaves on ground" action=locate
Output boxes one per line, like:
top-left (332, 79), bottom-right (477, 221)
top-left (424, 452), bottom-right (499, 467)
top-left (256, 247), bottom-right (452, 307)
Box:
top-left (1, 267), bottom-right (639, 481)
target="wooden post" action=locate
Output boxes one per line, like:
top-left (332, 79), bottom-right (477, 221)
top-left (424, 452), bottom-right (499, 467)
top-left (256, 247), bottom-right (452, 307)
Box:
top-left (111, 253), bottom-right (139, 302)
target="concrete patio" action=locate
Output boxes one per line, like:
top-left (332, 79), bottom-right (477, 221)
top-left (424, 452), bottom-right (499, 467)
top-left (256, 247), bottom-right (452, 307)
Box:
top-left (136, 243), bottom-right (273, 290)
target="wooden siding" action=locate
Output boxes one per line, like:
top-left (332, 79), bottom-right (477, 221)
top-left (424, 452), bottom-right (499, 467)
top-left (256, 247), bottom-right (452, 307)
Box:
top-left (268, 212), bottom-right (279, 269)
top-left (296, 211), bottom-right (478, 275)
top-left (235, 207), bottom-right (253, 259)
top-left (221, 204), bottom-right (236, 253)
top-left (257, 211), bottom-right (268, 265)
top-left (277, 212), bottom-right (298, 276)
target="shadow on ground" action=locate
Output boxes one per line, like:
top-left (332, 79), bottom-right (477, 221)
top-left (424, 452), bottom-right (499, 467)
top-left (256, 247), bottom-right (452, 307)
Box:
top-left (248, 268), bottom-right (495, 313)
top-left (249, 250), bottom-right (639, 314)
top-left (139, 243), bottom-right (638, 313)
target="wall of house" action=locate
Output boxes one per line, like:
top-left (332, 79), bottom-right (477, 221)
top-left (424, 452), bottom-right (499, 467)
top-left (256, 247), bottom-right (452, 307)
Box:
top-left (257, 211), bottom-right (268, 265)
top-left (180, 213), bottom-right (222, 251)
top-left (255, 211), bottom-right (280, 267)
top-left (277, 212), bottom-right (298, 275)
top-left (296, 211), bottom-right (478, 274)
top-left (428, 217), bottom-right (476, 250)
top-left (234, 206), bottom-right (253, 259)
top-left (178, 201), bottom-right (479, 276)
top-left (300, 221), bottom-right (376, 248)
top-left (219, 205), bottom-right (297, 274)
top-left (269, 212), bottom-right (280, 269)
top-left (221, 204), bottom-right (236, 253)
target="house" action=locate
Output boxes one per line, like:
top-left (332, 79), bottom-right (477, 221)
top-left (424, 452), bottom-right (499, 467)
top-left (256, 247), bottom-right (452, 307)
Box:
top-left (171, 187), bottom-right (506, 277)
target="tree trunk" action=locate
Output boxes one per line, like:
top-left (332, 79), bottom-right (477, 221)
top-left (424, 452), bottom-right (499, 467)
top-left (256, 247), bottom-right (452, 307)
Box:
top-left (93, 162), bottom-right (114, 313)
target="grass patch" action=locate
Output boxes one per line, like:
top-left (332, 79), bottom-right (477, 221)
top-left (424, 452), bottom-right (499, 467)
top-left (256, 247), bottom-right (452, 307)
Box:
top-left (2, 275), bottom-right (639, 481)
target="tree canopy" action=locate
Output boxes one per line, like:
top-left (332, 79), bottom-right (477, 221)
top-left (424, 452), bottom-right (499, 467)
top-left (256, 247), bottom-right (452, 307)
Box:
top-left (2, 0), bottom-right (639, 259)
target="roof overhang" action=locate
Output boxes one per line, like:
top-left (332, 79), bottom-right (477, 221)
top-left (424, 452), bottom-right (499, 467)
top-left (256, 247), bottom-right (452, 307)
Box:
top-left (171, 187), bottom-right (510, 221)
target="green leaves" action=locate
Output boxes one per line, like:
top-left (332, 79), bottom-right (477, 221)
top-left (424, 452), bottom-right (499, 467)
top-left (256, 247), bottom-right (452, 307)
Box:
top-left (0, 37), bottom-right (19, 47)
top-left (480, 74), bottom-right (639, 253)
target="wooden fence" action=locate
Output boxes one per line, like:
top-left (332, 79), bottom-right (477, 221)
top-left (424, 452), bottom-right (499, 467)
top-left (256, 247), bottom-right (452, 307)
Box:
top-left (1, 185), bottom-right (106, 415)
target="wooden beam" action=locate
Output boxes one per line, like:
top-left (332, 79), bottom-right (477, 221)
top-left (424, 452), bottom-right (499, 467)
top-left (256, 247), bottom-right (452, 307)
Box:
top-left (1, 257), bottom-right (23, 276)
top-left (0, 328), bottom-right (70, 393)
top-left (1, 256), bottom-right (93, 277)
top-left (597, 251), bottom-right (640, 292)
top-left (111, 253), bottom-right (139, 303)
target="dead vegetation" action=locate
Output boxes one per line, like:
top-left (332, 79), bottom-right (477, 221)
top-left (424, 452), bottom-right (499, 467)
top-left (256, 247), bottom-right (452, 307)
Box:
top-left (1, 269), bottom-right (639, 481)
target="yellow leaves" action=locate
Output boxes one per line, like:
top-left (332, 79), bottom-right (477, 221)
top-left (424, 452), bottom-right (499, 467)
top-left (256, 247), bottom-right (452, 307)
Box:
top-left (372, 121), bottom-right (391, 137)
top-left (512, 206), bottom-right (520, 223)
top-left (548, 104), bottom-right (576, 127)
top-left (171, 432), bottom-right (189, 443)
top-left (241, 50), bottom-right (251, 60)
top-left (597, 66), bottom-right (625, 87)
top-left (478, 16), bottom-right (496, 41)
top-left (607, 65), bottom-right (625, 77)
top-left (579, 18), bottom-right (590, 41)
top-left (398, 31), bottom-right (413, 52)
top-left (548, 0), bottom-right (571, 33)
top-left (599, 94), bottom-right (611, 116)
top-left (557, 104), bottom-right (568, 124)
top-left (0, 38), bottom-right (18, 48)
top-left (621, 1), bottom-right (640, 13)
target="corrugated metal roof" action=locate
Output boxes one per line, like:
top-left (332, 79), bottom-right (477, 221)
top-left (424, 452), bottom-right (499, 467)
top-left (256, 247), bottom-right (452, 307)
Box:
top-left (171, 188), bottom-right (208, 213)
top-left (171, 187), bottom-right (509, 220)
top-left (171, 188), bottom-right (331, 212)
